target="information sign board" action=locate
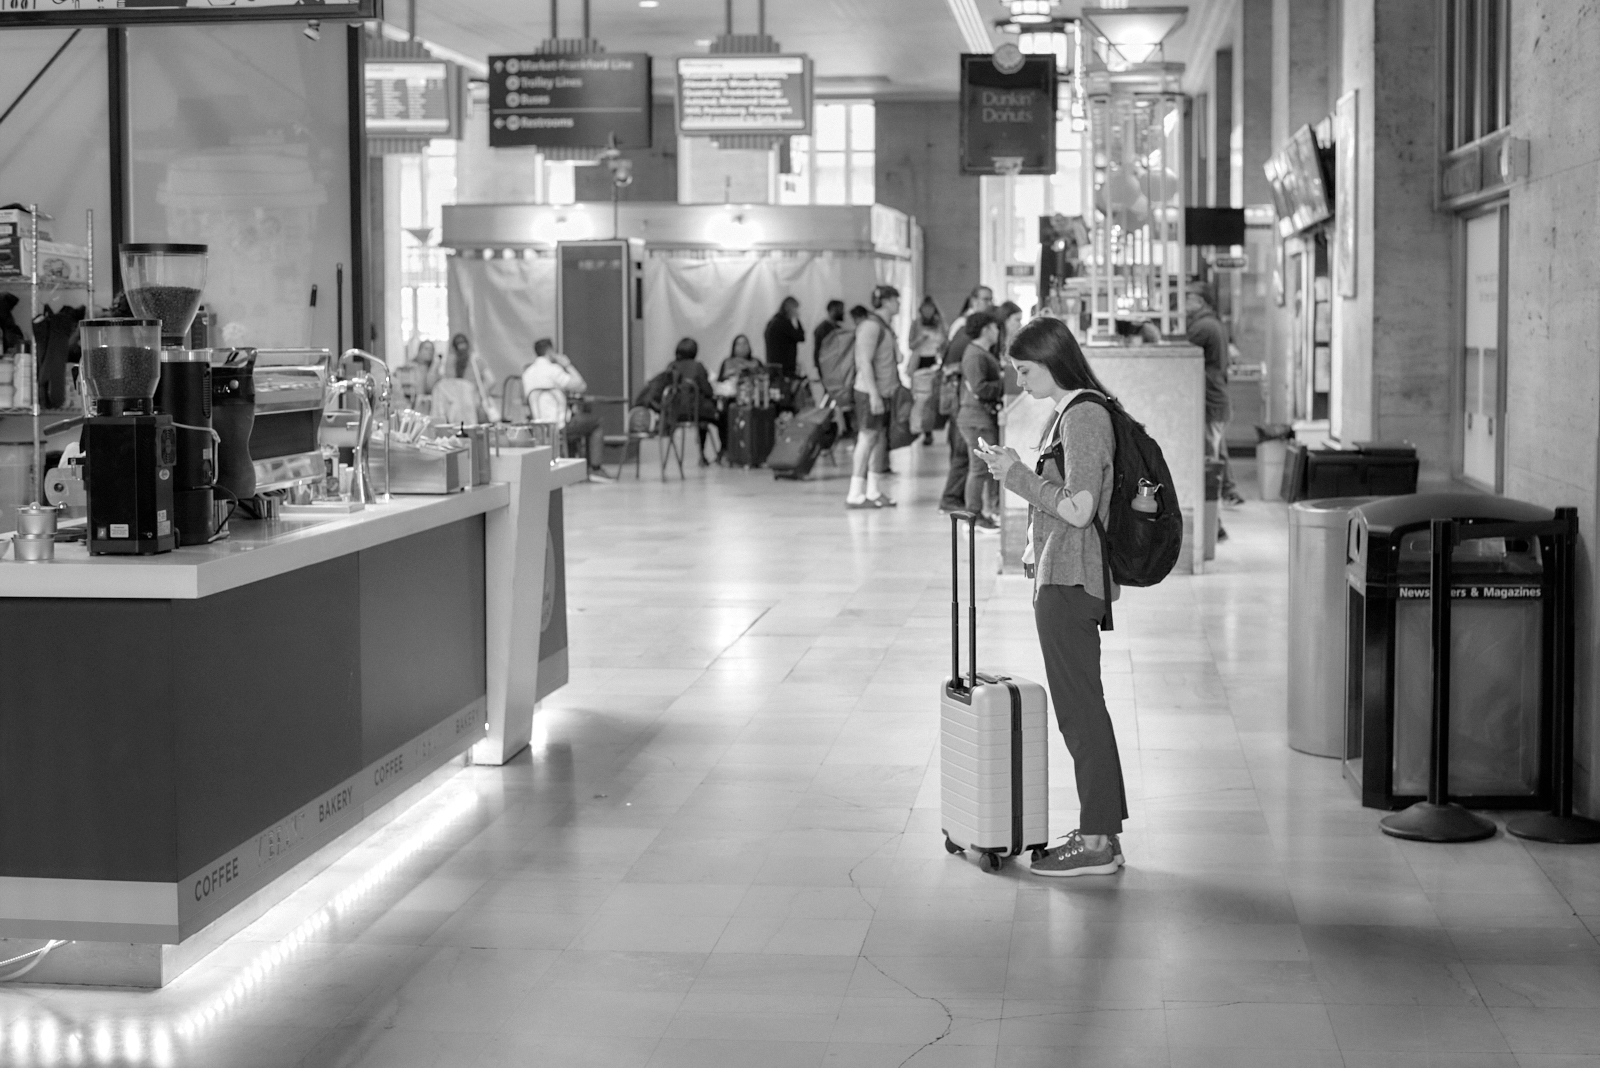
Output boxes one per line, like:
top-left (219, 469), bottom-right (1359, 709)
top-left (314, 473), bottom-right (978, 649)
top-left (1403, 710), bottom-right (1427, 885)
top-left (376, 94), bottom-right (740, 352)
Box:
top-left (488, 53), bottom-right (652, 149)
top-left (959, 54), bottom-right (1056, 175)
top-left (365, 60), bottom-right (455, 137)
top-left (0, 0), bottom-right (378, 27)
top-left (675, 55), bottom-right (812, 136)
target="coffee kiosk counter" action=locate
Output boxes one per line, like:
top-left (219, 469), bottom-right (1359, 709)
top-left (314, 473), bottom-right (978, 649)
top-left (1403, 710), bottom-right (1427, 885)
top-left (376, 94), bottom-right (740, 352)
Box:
top-left (0, 484), bottom-right (509, 599)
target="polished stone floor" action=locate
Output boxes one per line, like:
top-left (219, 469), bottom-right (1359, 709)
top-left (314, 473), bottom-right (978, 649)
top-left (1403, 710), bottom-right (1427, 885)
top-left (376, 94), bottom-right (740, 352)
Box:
top-left (4, 445), bottom-right (1600, 1068)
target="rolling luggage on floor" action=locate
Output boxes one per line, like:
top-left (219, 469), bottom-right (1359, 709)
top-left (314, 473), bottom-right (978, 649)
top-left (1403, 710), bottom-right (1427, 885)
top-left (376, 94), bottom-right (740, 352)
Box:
top-left (941, 511), bottom-right (1050, 872)
top-left (726, 404), bottom-right (777, 467)
top-left (769, 402), bottom-right (836, 480)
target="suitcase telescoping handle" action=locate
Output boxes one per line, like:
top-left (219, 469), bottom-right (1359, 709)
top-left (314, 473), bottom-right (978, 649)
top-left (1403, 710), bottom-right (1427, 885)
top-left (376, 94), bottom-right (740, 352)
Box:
top-left (949, 511), bottom-right (980, 690)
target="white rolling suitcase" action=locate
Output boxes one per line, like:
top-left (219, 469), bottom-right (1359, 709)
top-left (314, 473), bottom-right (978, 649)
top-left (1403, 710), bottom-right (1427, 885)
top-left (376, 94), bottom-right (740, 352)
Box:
top-left (940, 512), bottom-right (1050, 872)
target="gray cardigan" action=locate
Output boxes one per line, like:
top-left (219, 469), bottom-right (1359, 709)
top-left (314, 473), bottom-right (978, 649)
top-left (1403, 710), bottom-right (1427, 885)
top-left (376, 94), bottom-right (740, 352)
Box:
top-left (1001, 398), bottom-right (1116, 602)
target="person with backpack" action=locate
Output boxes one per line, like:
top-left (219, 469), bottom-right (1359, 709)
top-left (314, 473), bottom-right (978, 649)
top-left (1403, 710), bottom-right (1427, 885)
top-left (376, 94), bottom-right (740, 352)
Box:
top-left (955, 310), bottom-right (1005, 529)
top-left (974, 316), bottom-right (1128, 878)
top-left (845, 285), bottom-right (902, 508)
top-left (636, 338), bottom-right (720, 463)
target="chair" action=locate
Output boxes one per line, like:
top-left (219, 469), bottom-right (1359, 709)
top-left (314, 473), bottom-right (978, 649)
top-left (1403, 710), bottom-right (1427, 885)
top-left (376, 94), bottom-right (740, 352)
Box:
top-left (591, 397), bottom-right (647, 479)
top-left (658, 384), bottom-right (718, 479)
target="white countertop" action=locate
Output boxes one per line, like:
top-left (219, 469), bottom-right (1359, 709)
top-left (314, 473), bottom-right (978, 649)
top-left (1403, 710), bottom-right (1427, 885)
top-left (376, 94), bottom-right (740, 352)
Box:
top-left (0, 485), bottom-right (510, 600)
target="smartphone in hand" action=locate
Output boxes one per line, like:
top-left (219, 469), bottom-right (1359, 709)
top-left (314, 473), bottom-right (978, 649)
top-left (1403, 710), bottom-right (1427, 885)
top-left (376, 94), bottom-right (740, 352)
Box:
top-left (976, 437), bottom-right (993, 452)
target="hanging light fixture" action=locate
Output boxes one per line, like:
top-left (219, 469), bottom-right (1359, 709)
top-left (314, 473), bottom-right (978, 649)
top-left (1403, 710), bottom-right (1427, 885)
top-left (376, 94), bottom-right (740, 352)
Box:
top-left (1006, 0), bottom-right (1059, 25)
top-left (1081, 5), bottom-right (1187, 66)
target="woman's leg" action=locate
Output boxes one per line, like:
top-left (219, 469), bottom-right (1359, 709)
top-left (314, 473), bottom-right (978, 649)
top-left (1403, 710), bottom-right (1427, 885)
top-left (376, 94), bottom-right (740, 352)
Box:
top-left (1033, 584), bottom-right (1128, 836)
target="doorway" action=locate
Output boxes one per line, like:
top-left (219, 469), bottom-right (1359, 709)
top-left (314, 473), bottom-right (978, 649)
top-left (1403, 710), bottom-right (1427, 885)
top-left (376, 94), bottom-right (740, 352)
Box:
top-left (1460, 204), bottom-right (1507, 490)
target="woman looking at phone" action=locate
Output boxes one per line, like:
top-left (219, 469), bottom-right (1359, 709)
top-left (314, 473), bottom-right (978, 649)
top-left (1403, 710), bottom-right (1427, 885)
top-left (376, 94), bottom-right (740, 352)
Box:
top-left (975, 317), bottom-right (1129, 878)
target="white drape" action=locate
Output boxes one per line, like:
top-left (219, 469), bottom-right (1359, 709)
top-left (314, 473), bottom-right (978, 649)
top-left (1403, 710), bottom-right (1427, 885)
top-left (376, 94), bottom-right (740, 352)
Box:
top-left (447, 256), bottom-right (557, 385)
top-left (641, 253), bottom-right (885, 379)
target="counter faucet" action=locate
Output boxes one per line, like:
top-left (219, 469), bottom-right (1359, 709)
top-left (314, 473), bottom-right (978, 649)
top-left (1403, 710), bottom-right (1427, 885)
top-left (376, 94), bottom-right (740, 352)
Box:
top-left (329, 373), bottom-right (377, 505)
top-left (342, 349), bottom-right (392, 501)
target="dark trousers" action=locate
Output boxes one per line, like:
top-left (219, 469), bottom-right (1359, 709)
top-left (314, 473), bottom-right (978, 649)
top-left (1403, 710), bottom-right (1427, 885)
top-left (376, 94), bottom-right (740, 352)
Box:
top-left (1034, 584), bottom-right (1128, 835)
top-left (940, 419), bottom-right (968, 508)
top-left (960, 418), bottom-right (999, 515)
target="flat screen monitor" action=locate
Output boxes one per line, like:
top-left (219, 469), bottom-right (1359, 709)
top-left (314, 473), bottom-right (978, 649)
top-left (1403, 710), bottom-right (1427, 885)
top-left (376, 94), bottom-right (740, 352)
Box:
top-left (1185, 208), bottom-right (1246, 247)
top-left (1286, 124), bottom-right (1333, 231)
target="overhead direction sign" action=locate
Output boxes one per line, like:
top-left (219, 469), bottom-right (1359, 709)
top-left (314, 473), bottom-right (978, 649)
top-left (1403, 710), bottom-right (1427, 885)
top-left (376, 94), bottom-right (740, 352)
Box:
top-left (488, 53), bottom-right (653, 149)
top-left (675, 55), bottom-right (813, 136)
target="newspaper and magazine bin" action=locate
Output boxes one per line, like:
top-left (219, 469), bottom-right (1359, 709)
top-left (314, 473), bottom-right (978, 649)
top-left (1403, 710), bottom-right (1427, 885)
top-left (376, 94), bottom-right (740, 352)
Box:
top-left (1343, 493), bottom-right (1562, 811)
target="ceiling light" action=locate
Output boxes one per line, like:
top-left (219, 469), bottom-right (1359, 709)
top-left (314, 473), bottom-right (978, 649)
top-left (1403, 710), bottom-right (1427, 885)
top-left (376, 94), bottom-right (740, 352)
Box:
top-left (1082, 5), bottom-right (1187, 65)
top-left (1007, 0), bottom-right (1058, 25)
top-left (639, 0), bottom-right (658, 6)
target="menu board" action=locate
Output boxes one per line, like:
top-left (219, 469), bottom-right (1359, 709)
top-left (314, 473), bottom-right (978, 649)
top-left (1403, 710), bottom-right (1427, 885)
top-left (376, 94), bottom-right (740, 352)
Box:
top-left (676, 55), bottom-right (812, 136)
top-left (365, 60), bottom-right (455, 137)
top-left (0, 0), bottom-right (378, 27)
top-left (487, 53), bottom-right (652, 149)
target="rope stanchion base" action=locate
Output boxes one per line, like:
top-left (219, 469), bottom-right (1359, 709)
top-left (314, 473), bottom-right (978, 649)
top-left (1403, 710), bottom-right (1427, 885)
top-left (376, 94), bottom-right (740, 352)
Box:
top-left (1380, 802), bottom-right (1497, 843)
top-left (1507, 813), bottom-right (1600, 844)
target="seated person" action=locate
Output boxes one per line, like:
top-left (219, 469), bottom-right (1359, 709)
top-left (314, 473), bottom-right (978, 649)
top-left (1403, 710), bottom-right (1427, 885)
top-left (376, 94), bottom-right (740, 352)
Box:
top-left (635, 338), bottom-right (719, 463)
top-left (520, 337), bottom-right (608, 478)
top-left (396, 338), bottom-right (442, 410)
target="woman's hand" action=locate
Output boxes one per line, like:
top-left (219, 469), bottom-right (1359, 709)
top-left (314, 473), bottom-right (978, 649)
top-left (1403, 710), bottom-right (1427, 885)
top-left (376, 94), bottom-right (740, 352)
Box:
top-left (977, 444), bottom-right (1019, 482)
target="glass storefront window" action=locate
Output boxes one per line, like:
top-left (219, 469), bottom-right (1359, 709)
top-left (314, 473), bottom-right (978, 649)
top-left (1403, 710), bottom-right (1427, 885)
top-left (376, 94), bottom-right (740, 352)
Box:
top-left (783, 101), bottom-right (875, 206)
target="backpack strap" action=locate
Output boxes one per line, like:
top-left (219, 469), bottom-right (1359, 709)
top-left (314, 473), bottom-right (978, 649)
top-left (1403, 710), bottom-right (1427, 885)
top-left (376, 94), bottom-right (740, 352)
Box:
top-left (1067, 392), bottom-right (1115, 631)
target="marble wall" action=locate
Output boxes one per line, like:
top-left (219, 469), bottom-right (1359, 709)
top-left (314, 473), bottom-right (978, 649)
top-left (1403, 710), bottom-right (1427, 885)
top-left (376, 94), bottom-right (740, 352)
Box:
top-left (1504, 2), bottom-right (1600, 815)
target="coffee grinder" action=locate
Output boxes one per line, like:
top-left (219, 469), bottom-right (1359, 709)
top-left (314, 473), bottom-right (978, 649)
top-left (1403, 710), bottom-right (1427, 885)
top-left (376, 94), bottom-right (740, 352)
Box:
top-left (80, 318), bottom-right (178, 555)
top-left (122, 243), bottom-right (214, 545)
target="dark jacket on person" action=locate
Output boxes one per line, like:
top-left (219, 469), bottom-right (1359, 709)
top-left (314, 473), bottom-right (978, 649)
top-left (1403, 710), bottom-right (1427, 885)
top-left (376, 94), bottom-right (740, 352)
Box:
top-left (957, 342), bottom-right (1004, 424)
top-left (763, 314), bottom-right (806, 378)
top-left (637, 357), bottom-right (715, 419)
top-left (1186, 305), bottom-right (1230, 422)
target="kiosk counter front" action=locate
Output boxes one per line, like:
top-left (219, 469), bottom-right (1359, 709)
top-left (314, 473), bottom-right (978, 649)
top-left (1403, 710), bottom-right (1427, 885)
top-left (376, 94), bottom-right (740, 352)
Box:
top-left (0, 449), bottom-right (585, 987)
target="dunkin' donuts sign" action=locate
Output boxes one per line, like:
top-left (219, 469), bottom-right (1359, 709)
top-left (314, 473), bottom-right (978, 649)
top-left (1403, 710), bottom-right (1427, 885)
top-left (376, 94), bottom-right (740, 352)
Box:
top-left (960, 53), bottom-right (1057, 175)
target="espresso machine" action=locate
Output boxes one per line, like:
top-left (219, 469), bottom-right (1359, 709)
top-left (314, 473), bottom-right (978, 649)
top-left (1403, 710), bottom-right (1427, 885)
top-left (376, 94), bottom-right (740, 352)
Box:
top-left (80, 318), bottom-right (178, 555)
top-left (122, 243), bottom-right (214, 545)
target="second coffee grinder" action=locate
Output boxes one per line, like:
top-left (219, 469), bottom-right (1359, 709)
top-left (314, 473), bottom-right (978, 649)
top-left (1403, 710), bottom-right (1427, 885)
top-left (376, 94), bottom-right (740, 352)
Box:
top-left (121, 243), bottom-right (214, 545)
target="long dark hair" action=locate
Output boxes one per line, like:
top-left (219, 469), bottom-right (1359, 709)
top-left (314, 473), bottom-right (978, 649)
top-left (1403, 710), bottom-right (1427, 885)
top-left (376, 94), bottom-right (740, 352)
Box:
top-left (728, 334), bottom-right (752, 360)
top-left (956, 285), bottom-right (993, 317)
top-left (1008, 317), bottom-right (1113, 397)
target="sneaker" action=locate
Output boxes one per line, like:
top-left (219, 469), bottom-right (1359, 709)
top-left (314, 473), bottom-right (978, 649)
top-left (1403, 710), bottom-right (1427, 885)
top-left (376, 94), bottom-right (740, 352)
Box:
top-left (869, 494), bottom-right (897, 508)
top-left (1109, 834), bottom-right (1126, 867)
top-left (845, 498), bottom-right (877, 510)
top-left (1223, 489), bottom-right (1246, 508)
top-left (973, 514), bottom-right (999, 532)
top-left (1030, 830), bottom-right (1120, 878)
top-left (587, 468), bottom-right (616, 483)
top-left (1216, 524), bottom-right (1229, 543)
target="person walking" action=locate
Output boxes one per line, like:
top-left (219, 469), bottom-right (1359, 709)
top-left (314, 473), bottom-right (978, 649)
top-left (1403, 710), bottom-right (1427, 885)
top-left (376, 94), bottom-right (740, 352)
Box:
top-left (955, 310), bottom-right (1004, 529)
top-left (975, 317), bottom-right (1128, 878)
top-left (763, 296), bottom-right (806, 379)
top-left (1187, 282), bottom-right (1244, 513)
top-left (845, 285), bottom-right (901, 509)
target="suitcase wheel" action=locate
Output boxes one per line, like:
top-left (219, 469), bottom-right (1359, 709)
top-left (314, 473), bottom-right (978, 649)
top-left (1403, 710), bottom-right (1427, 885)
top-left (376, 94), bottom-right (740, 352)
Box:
top-left (943, 835), bottom-right (965, 856)
top-left (1030, 847), bottom-right (1047, 863)
top-left (979, 851), bottom-right (1003, 873)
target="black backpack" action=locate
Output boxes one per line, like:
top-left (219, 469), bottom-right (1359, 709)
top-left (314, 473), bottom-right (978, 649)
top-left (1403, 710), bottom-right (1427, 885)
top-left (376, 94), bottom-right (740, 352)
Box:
top-left (1042, 392), bottom-right (1183, 630)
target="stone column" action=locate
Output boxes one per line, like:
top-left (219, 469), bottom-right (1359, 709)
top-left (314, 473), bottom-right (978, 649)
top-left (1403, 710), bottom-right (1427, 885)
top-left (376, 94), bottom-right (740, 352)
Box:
top-left (1331, 0), bottom-right (1452, 458)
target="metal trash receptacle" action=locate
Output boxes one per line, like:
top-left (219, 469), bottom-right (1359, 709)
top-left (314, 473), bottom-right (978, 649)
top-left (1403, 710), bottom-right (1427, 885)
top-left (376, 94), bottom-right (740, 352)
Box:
top-left (1288, 496), bottom-right (1380, 757)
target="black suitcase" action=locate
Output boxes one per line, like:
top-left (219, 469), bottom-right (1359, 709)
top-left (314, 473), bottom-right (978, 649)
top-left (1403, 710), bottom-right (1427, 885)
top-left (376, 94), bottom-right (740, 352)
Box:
top-left (725, 404), bottom-right (777, 467)
top-left (770, 403), bottom-right (835, 480)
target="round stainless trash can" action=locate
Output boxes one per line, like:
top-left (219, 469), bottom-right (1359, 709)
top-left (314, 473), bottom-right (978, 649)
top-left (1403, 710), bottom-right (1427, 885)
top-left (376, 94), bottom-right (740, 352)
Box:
top-left (1288, 497), bottom-right (1379, 757)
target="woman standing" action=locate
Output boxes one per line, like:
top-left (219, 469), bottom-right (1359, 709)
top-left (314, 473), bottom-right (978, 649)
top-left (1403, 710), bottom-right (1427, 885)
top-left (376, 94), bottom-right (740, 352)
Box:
top-left (907, 296), bottom-right (946, 445)
top-left (975, 317), bottom-right (1128, 877)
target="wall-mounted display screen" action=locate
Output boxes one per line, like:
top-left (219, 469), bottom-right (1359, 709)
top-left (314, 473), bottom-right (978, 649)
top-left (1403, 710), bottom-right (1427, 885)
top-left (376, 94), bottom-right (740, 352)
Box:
top-left (1185, 207), bottom-right (1247, 247)
top-left (365, 60), bottom-right (455, 137)
top-left (1264, 124), bottom-right (1333, 235)
top-left (675, 55), bottom-right (813, 136)
top-left (0, 0), bottom-right (378, 27)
